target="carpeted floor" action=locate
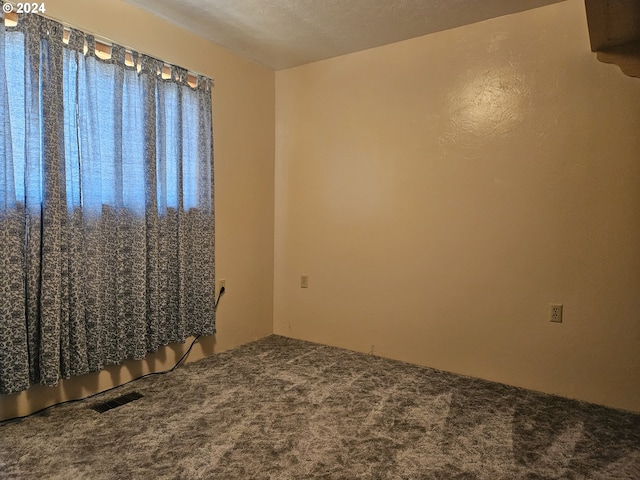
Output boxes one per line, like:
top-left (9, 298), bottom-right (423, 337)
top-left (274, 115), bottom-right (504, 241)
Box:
top-left (1, 335), bottom-right (639, 479)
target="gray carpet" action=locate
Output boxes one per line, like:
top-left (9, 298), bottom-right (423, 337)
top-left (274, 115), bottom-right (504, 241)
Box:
top-left (1, 335), bottom-right (639, 479)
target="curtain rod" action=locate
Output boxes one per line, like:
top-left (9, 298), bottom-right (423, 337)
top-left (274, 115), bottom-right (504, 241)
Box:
top-left (1, 0), bottom-right (214, 82)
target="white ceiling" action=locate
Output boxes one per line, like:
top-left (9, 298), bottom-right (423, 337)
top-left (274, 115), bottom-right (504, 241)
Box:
top-left (123, 0), bottom-right (564, 70)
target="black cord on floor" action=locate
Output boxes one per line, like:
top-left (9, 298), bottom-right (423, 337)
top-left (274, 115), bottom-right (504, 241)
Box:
top-left (0, 285), bottom-right (226, 426)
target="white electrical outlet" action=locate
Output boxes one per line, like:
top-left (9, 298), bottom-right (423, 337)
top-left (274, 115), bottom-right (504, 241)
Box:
top-left (301, 275), bottom-right (309, 288)
top-left (218, 279), bottom-right (226, 290)
top-left (550, 304), bottom-right (563, 323)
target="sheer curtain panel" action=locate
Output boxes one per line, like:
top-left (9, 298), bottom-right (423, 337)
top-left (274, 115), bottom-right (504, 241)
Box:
top-left (0, 5), bottom-right (215, 394)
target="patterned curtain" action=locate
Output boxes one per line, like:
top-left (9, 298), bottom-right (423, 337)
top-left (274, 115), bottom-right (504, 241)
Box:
top-left (0, 6), bottom-right (215, 394)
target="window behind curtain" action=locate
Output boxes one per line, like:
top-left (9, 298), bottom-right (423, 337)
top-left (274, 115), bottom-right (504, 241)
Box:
top-left (2, 24), bottom-right (211, 214)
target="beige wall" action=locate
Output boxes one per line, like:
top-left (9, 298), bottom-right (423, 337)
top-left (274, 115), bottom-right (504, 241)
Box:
top-left (0, 0), bottom-right (275, 420)
top-left (274, 0), bottom-right (640, 412)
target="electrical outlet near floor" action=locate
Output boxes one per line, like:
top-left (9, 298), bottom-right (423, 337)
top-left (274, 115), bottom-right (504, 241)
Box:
top-left (218, 279), bottom-right (226, 291)
top-left (300, 275), bottom-right (309, 288)
top-left (549, 304), bottom-right (563, 323)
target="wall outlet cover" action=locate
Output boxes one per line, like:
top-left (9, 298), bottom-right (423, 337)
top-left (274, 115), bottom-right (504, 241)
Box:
top-left (550, 304), bottom-right (563, 323)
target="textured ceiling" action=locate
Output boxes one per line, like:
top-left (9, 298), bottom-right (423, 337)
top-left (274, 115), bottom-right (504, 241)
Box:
top-left (123, 0), bottom-right (565, 70)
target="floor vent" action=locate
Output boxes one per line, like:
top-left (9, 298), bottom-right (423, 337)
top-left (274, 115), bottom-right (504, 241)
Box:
top-left (90, 392), bottom-right (144, 413)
